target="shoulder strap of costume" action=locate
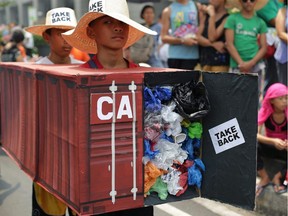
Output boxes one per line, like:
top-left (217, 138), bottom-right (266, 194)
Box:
top-left (87, 57), bottom-right (98, 68)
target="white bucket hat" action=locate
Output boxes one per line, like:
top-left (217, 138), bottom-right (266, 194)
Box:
top-left (62, 0), bottom-right (157, 54)
top-left (25, 7), bottom-right (77, 36)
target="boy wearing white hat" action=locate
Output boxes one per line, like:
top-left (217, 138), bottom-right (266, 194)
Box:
top-left (62, 0), bottom-right (155, 215)
top-left (25, 7), bottom-right (83, 64)
top-left (25, 7), bottom-right (82, 216)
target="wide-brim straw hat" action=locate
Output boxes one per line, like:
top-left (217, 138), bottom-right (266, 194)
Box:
top-left (62, 0), bottom-right (157, 54)
top-left (25, 7), bottom-right (77, 36)
top-left (225, 0), bottom-right (268, 11)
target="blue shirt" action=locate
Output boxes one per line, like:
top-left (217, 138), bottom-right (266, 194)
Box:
top-left (169, 0), bottom-right (199, 60)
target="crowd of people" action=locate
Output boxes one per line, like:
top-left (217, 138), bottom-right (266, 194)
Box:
top-left (0, 0), bottom-right (287, 215)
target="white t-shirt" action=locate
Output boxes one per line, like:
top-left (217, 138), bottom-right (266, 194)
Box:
top-left (36, 56), bottom-right (83, 64)
top-left (24, 31), bottom-right (34, 49)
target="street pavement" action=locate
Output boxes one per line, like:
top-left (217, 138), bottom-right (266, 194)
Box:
top-left (0, 147), bottom-right (263, 216)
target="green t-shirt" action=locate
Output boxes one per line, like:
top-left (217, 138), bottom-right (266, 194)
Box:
top-left (256, 0), bottom-right (283, 26)
top-left (224, 12), bottom-right (267, 68)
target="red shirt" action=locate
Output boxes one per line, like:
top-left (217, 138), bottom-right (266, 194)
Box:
top-left (81, 55), bottom-right (139, 69)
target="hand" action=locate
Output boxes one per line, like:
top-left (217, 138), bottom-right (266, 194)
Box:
top-left (182, 37), bottom-right (198, 46)
top-left (273, 138), bottom-right (287, 150)
top-left (238, 61), bottom-right (253, 73)
top-left (206, 5), bottom-right (215, 17)
top-left (196, 2), bottom-right (207, 13)
top-left (212, 41), bottom-right (226, 53)
top-left (196, 3), bottom-right (207, 21)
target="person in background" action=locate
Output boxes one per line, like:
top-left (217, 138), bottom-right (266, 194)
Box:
top-left (23, 29), bottom-right (35, 58)
top-left (256, 0), bottom-right (283, 27)
top-left (256, 0), bottom-right (284, 96)
top-left (128, 5), bottom-right (155, 66)
top-left (157, 14), bottom-right (169, 68)
top-left (140, 5), bottom-right (163, 67)
top-left (197, 0), bottom-right (230, 72)
top-left (62, 0), bottom-right (156, 215)
top-left (274, 0), bottom-right (287, 86)
top-left (256, 83), bottom-right (287, 196)
top-left (25, 7), bottom-right (82, 216)
top-left (225, 0), bottom-right (267, 93)
top-left (1, 29), bottom-right (26, 62)
top-left (161, 0), bottom-right (199, 70)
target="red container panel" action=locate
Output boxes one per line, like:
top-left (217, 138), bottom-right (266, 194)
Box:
top-left (36, 67), bottom-right (145, 215)
top-left (0, 63), bottom-right (37, 178)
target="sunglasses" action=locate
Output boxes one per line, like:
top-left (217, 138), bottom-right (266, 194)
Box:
top-left (242, 0), bottom-right (256, 3)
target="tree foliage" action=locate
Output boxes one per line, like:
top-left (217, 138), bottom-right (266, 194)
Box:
top-left (0, 1), bottom-right (13, 8)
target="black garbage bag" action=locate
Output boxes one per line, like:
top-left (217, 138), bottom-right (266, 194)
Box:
top-left (172, 80), bottom-right (210, 121)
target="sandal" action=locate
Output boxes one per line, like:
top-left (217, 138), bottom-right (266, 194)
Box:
top-left (256, 183), bottom-right (270, 197)
top-left (273, 184), bottom-right (287, 194)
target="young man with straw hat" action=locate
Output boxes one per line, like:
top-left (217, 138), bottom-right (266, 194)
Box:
top-left (25, 7), bottom-right (83, 64)
top-left (62, 0), bottom-right (156, 69)
top-left (225, 0), bottom-right (268, 90)
top-left (62, 0), bottom-right (156, 215)
top-left (25, 7), bottom-right (82, 216)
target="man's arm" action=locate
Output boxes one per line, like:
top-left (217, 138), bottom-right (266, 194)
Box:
top-left (276, 8), bottom-right (288, 44)
top-left (248, 33), bottom-right (267, 66)
top-left (225, 29), bottom-right (243, 67)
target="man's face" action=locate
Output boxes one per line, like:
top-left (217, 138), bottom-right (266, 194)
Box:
top-left (44, 28), bottom-right (72, 57)
top-left (239, 0), bottom-right (257, 12)
top-left (87, 15), bottom-right (129, 51)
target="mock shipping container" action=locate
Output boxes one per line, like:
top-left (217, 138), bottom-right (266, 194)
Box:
top-left (0, 63), bottom-right (258, 215)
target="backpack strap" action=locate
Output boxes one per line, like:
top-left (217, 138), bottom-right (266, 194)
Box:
top-left (1, 43), bottom-right (19, 62)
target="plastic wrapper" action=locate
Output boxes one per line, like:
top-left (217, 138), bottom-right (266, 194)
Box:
top-left (172, 81), bottom-right (210, 121)
top-left (144, 113), bottom-right (163, 142)
top-left (144, 112), bottom-right (162, 128)
top-left (160, 133), bottom-right (174, 143)
top-left (153, 86), bottom-right (172, 102)
top-left (188, 159), bottom-right (205, 188)
top-left (144, 139), bottom-right (160, 159)
top-left (147, 177), bottom-right (168, 200)
top-left (144, 86), bottom-right (172, 113)
top-left (165, 121), bottom-right (183, 137)
top-left (144, 87), bottom-right (161, 112)
top-left (161, 102), bottom-right (183, 137)
top-left (152, 139), bottom-right (188, 170)
top-left (144, 161), bottom-right (164, 193)
top-left (187, 122), bottom-right (203, 139)
top-left (161, 168), bottom-right (183, 195)
top-left (144, 127), bottom-right (161, 143)
top-left (176, 172), bottom-right (188, 196)
top-left (192, 138), bottom-right (201, 149)
top-left (181, 137), bottom-right (194, 160)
